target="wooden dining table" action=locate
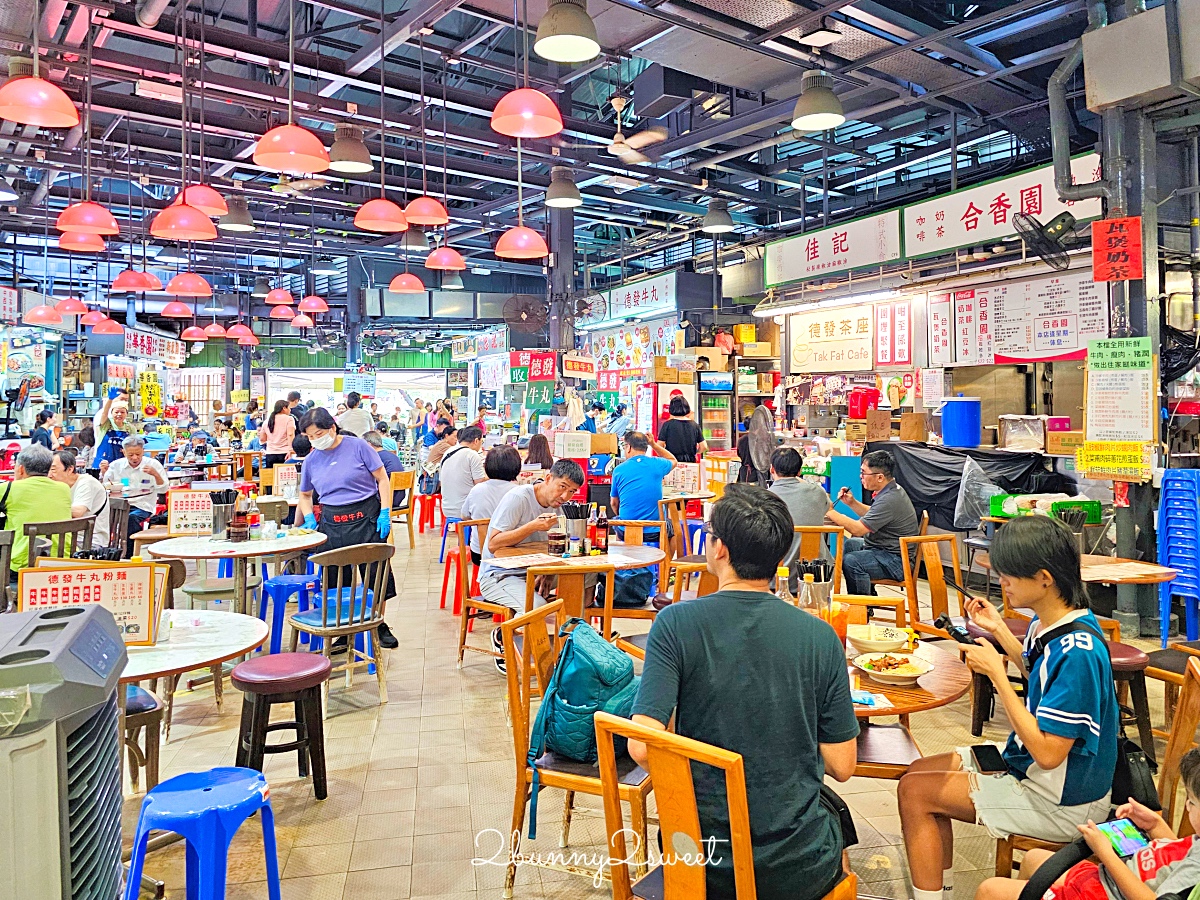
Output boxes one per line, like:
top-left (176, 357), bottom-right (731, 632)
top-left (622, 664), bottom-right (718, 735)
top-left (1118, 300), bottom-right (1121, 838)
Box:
top-left (849, 639), bottom-right (971, 719)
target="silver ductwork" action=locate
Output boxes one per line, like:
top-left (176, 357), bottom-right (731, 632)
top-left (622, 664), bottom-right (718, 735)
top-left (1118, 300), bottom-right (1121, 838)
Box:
top-left (135, 0), bottom-right (173, 29)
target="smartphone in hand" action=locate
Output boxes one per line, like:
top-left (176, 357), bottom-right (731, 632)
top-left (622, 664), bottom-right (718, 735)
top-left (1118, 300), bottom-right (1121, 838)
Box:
top-left (969, 744), bottom-right (1008, 774)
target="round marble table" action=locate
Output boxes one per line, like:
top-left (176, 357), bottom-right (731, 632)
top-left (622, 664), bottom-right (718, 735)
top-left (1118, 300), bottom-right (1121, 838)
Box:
top-left (145, 531), bottom-right (327, 615)
top-left (123, 609), bottom-right (270, 683)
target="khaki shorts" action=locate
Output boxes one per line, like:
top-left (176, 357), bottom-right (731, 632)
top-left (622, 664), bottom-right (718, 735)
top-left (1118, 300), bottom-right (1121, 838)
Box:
top-left (957, 744), bottom-right (1111, 840)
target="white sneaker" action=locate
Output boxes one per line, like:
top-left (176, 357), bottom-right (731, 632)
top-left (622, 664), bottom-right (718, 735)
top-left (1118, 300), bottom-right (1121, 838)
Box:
top-left (491, 627), bottom-right (506, 674)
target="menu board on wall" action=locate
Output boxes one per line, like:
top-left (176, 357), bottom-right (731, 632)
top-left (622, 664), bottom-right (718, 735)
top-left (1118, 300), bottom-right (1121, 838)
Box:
top-left (125, 330), bottom-right (187, 367)
top-left (343, 365), bottom-right (377, 397)
top-left (874, 300), bottom-right (911, 367)
top-left (788, 307), bottom-right (874, 373)
top-left (928, 269), bottom-right (1108, 366)
top-left (1085, 338), bottom-right (1154, 444)
top-left (588, 314), bottom-right (681, 388)
top-left (0, 287), bottom-right (19, 324)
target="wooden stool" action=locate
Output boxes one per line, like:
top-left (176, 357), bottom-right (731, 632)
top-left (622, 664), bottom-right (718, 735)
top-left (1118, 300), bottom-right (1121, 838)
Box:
top-left (231, 653), bottom-right (331, 800)
top-left (124, 685), bottom-right (164, 793)
top-left (1110, 641), bottom-right (1156, 764)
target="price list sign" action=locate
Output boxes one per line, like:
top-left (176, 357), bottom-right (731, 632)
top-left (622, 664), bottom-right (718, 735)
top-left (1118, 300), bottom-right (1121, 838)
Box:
top-left (18, 564), bottom-right (160, 645)
top-left (168, 490), bottom-right (214, 536)
top-left (274, 464), bottom-right (299, 500)
top-left (1083, 339), bottom-right (1155, 480)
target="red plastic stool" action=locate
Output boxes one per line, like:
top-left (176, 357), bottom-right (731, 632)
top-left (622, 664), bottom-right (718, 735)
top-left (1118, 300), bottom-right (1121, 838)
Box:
top-left (440, 547), bottom-right (481, 616)
top-left (418, 494), bottom-right (439, 533)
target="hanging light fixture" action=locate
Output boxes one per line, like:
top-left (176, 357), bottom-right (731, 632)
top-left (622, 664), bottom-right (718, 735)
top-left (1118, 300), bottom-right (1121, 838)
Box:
top-left (426, 245), bottom-right (466, 270)
top-left (57, 13), bottom-right (116, 235)
top-left (59, 232), bottom-right (104, 252)
top-left (545, 166), bottom-right (582, 208)
top-left (92, 317), bottom-right (124, 334)
top-left (252, 0), bottom-right (329, 173)
top-left (534, 0), bottom-right (600, 63)
top-left (161, 300), bottom-right (193, 317)
top-left (141, 271), bottom-right (163, 290)
top-left (180, 325), bottom-right (208, 340)
top-left (496, 225), bottom-right (548, 259)
top-left (165, 272), bottom-right (212, 296)
top-left (111, 269), bottom-right (150, 291)
top-left (298, 294), bottom-right (329, 313)
top-left (155, 244), bottom-right (189, 265)
top-left (172, 184), bottom-right (228, 217)
top-left (238, 332), bottom-right (260, 346)
top-left (701, 198), bottom-right (735, 234)
top-left (389, 272), bottom-right (425, 293)
top-left (226, 322), bottom-right (254, 338)
top-left (329, 124), bottom-right (373, 174)
top-left (351, 16), bottom-right (407, 234)
top-left (310, 256), bottom-right (338, 276)
top-left (218, 195), bottom-right (256, 232)
top-left (269, 304), bottom-right (295, 320)
top-left (400, 229), bottom-right (430, 251)
top-left (425, 59), bottom-right (465, 271)
top-left (54, 295), bottom-right (88, 315)
top-left (251, 278), bottom-right (272, 297)
top-left (0, 50), bottom-right (78, 129)
top-left (791, 69), bottom-right (845, 132)
top-left (80, 309), bottom-right (107, 325)
top-left (264, 288), bottom-right (294, 305)
top-left (404, 35), bottom-right (449, 226)
top-left (491, 88), bottom-right (563, 140)
top-left (24, 302), bottom-right (63, 325)
top-left (203, 321), bottom-right (227, 337)
top-left (441, 272), bottom-right (465, 290)
top-left (290, 312), bottom-right (315, 328)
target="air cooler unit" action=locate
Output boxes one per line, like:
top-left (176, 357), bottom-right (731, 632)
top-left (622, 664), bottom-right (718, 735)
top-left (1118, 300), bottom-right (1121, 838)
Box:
top-left (0, 605), bottom-right (127, 900)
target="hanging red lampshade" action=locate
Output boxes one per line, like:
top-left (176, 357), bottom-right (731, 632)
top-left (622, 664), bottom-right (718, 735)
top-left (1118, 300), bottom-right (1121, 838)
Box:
top-left (354, 197), bottom-right (409, 233)
top-left (253, 123), bottom-right (329, 175)
top-left (0, 73), bottom-right (79, 128)
top-left (23, 303), bottom-right (63, 325)
top-left (92, 317), bottom-right (124, 335)
top-left (264, 288), bottom-right (294, 306)
top-left (165, 272), bottom-right (212, 297)
top-left (180, 325), bottom-right (208, 341)
top-left (80, 309), bottom-right (107, 326)
top-left (203, 321), bottom-right (227, 338)
top-left (389, 272), bottom-right (426, 293)
top-left (54, 295), bottom-right (88, 315)
top-left (426, 246), bottom-right (466, 271)
top-left (226, 322), bottom-right (254, 339)
top-left (495, 225), bottom-right (549, 259)
top-left (171, 184), bottom-right (228, 217)
top-left (161, 301), bottom-right (193, 318)
top-left (111, 269), bottom-right (151, 292)
top-left (150, 204), bottom-right (218, 241)
top-left (404, 195), bottom-right (449, 226)
top-left (142, 271), bottom-right (164, 290)
top-left (491, 88), bottom-right (563, 139)
top-left (269, 304), bottom-right (295, 320)
top-left (56, 200), bottom-right (119, 235)
top-left (290, 312), bottom-right (315, 329)
top-left (59, 232), bottom-right (104, 252)
top-left (238, 332), bottom-right (260, 346)
top-left (297, 294), bottom-right (329, 313)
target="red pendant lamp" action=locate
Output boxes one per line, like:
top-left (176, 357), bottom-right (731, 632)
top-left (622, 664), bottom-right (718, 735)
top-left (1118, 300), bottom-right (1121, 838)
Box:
top-left (161, 300), bottom-right (193, 317)
top-left (172, 184), bottom-right (228, 217)
top-left (151, 204), bottom-right (218, 241)
top-left (226, 322), bottom-right (254, 339)
top-left (426, 245), bottom-right (466, 270)
top-left (140, 271), bottom-right (164, 291)
top-left (238, 332), bottom-right (260, 346)
top-left (0, 56), bottom-right (78, 128)
top-left (92, 317), bottom-right (124, 334)
top-left (59, 232), bottom-right (104, 252)
top-left (252, 0), bottom-right (328, 174)
top-left (269, 304), bottom-right (295, 320)
top-left (203, 321), bottom-right (227, 338)
top-left (355, 198), bottom-right (408, 233)
top-left (80, 309), bottom-right (107, 326)
top-left (54, 295), bottom-right (88, 315)
top-left (496, 224), bottom-right (549, 259)
top-left (404, 195), bottom-right (449, 226)
top-left (24, 303), bottom-right (63, 325)
top-left (491, 88), bottom-right (563, 139)
top-left (297, 294), bottom-right (329, 313)
top-left (56, 200), bottom-right (119, 235)
top-left (389, 272), bottom-right (425, 293)
top-left (166, 272), bottom-right (212, 297)
top-left (264, 287), bottom-right (293, 305)
top-left (290, 312), bottom-right (315, 329)
top-left (111, 269), bottom-right (150, 291)
top-left (180, 325), bottom-right (208, 341)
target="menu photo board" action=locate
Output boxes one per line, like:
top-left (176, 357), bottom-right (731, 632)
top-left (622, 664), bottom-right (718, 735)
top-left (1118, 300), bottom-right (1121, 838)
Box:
top-left (168, 490), bottom-right (214, 536)
top-left (273, 464), bottom-right (299, 500)
top-left (18, 562), bottom-right (164, 645)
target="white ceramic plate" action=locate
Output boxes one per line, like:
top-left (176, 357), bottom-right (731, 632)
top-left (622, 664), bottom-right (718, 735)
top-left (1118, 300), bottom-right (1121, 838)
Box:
top-left (846, 624), bottom-right (907, 654)
top-left (853, 652), bottom-right (934, 686)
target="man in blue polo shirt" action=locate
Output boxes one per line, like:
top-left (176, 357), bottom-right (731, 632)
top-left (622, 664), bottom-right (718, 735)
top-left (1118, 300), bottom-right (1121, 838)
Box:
top-left (609, 430), bottom-right (676, 524)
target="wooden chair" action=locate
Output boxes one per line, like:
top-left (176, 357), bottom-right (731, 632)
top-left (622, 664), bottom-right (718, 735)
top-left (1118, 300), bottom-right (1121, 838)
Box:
top-left (616, 566), bottom-right (719, 660)
top-left (1157, 655), bottom-right (1200, 831)
top-left (611, 519), bottom-right (669, 590)
top-left (900, 533), bottom-right (965, 638)
top-left (872, 510), bottom-right (929, 593)
top-left (658, 498), bottom-right (703, 588)
top-left (1147, 640), bottom-right (1200, 739)
top-left (500, 603), bottom-right (653, 899)
top-left (389, 471), bottom-right (416, 550)
top-left (0, 530), bottom-right (14, 611)
top-left (260, 465), bottom-right (274, 494)
top-left (25, 516), bottom-right (96, 565)
top-left (232, 450), bottom-right (261, 483)
top-left (457, 518), bottom-right (516, 667)
top-left (107, 497), bottom-right (131, 554)
top-left (596, 711), bottom-right (860, 900)
top-left (286, 542), bottom-right (395, 714)
top-left (792, 525), bottom-right (845, 594)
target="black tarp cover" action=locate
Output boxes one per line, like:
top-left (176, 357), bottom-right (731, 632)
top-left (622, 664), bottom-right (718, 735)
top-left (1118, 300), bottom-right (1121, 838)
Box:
top-left (862, 441), bottom-right (1077, 532)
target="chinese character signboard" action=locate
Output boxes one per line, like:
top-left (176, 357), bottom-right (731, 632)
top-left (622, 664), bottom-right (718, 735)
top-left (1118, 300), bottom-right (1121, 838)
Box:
top-left (475, 325), bottom-right (509, 356)
top-left (903, 155), bottom-right (1102, 258)
top-left (508, 351), bottom-right (555, 383)
top-left (274, 464), bottom-right (299, 500)
top-left (476, 355), bottom-right (508, 390)
top-left (927, 294), bottom-right (952, 365)
top-left (599, 272), bottom-right (675, 326)
top-left (0, 287), bottom-right (18, 324)
top-left (124, 329), bottom-right (187, 367)
top-left (525, 381), bottom-right (555, 409)
top-left (1085, 337), bottom-right (1154, 444)
top-left (1092, 216), bottom-right (1144, 282)
top-left (167, 490), bottom-right (214, 536)
top-left (788, 307), bottom-right (874, 373)
top-left (343, 365), bottom-right (377, 398)
top-left (18, 563), bottom-right (161, 645)
top-left (562, 352), bottom-right (596, 379)
top-left (766, 210), bottom-right (902, 286)
top-left (874, 300), bottom-right (911, 367)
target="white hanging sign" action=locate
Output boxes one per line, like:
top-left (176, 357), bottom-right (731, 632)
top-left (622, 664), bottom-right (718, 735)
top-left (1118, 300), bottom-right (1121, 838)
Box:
top-left (765, 210), bottom-right (902, 286)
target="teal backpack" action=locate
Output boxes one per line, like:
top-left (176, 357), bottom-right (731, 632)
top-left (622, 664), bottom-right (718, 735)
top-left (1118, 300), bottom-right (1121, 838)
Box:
top-left (525, 618), bottom-right (640, 839)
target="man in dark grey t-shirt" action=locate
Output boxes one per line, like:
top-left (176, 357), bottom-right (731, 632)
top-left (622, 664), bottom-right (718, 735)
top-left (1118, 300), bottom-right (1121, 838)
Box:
top-left (825, 449), bottom-right (920, 595)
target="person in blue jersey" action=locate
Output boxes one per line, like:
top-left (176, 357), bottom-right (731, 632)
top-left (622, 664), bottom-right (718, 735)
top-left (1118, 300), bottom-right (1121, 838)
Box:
top-left (898, 516), bottom-right (1118, 900)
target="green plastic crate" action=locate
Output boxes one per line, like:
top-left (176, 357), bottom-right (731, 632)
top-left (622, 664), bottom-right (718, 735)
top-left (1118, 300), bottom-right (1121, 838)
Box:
top-left (989, 494), bottom-right (1023, 518)
top-left (1050, 500), bottom-right (1102, 525)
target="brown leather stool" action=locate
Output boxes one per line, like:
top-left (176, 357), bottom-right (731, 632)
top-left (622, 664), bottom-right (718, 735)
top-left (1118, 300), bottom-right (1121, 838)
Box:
top-left (231, 653), bottom-right (332, 800)
top-left (965, 618), bottom-right (1031, 737)
top-left (1110, 641), bottom-right (1156, 765)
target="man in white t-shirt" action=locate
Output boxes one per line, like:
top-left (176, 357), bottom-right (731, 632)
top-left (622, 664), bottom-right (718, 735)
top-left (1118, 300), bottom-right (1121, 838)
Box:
top-left (439, 425), bottom-right (487, 520)
top-left (102, 435), bottom-right (168, 552)
top-left (49, 450), bottom-right (110, 549)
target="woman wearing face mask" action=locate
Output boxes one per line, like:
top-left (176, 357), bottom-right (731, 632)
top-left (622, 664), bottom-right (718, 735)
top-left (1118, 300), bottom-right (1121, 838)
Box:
top-left (296, 408), bottom-right (398, 648)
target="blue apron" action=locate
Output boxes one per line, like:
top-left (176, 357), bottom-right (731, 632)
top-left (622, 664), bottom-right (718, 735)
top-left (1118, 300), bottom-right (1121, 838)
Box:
top-left (94, 427), bottom-right (128, 467)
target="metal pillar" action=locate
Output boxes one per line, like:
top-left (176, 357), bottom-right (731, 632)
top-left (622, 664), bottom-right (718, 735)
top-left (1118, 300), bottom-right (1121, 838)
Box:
top-left (548, 204), bottom-right (574, 351)
top-left (347, 284), bottom-right (363, 364)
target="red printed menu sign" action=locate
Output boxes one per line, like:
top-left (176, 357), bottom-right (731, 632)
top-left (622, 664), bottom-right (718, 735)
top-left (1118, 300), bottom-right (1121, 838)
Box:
top-left (18, 563), bottom-right (159, 645)
top-left (168, 490), bottom-right (214, 536)
top-left (928, 294), bottom-right (953, 366)
top-left (0, 287), bottom-right (19, 324)
top-left (562, 353), bottom-right (596, 379)
top-left (874, 300), bottom-right (911, 367)
top-left (1092, 216), bottom-right (1143, 282)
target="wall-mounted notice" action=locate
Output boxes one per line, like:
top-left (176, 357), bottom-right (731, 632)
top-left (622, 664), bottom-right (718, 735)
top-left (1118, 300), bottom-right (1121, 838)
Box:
top-left (874, 300), bottom-right (911, 366)
top-left (1084, 338), bottom-right (1154, 444)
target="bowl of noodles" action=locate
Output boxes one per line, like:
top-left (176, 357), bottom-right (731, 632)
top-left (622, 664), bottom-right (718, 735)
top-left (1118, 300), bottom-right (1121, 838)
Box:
top-left (853, 652), bottom-right (934, 686)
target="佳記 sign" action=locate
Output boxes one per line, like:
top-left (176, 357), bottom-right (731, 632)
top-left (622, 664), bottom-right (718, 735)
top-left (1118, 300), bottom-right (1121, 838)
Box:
top-left (765, 210), bottom-right (902, 287)
top-left (1092, 216), bottom-right (1144, 282)
top-left (903, 155), bottom-right (1102, 258)
top-left (788, 307), bottom-right (874, 373)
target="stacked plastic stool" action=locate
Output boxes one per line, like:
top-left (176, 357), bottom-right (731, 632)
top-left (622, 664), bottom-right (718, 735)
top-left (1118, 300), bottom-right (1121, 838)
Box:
top-left (1157, 469), bottom-right (1200, 645)
top-left (123, 767), bottom-right (283, 900)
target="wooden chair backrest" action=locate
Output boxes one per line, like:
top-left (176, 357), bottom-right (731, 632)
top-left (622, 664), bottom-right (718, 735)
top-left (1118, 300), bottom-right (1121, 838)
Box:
top-left (667, 565), bottom-right (719, 603)
top-left (524, 562), bottom-right (615, 620)
top-left (455, 518), bottom-right (489, 607)
top-left (595, 711), bottom-right (757, 900)
top-left (501, 600), bottom-right (567, 769)
top-left (25, 516), bottom-right (96, 565)
top-left (795, 525), bottom-right (845, 593)
top-left (1159, 656), bottom-right (1200, 829)
top-left (917, 509), bottom-right (930, 536)
top-left (257, 498), bottom-right (289, 524)
top-left (307, 542), bottom-right (396, 629)
top-left (161, 558), bottom-right (187, 610)
top-left (0, 530), bottom-right (13, 580)
top-left (107, 497), bottom-right (131, 551)
top-left (609, 519), bottom-right (666, 547)
top-left (390, 471), bottom-right (414, 509)
top-left (657, 498), bottom-right (688, 559)
top-left (260, 466), bottom-right (274, 493)
top-left (900, 533), bottom-right (962, 625)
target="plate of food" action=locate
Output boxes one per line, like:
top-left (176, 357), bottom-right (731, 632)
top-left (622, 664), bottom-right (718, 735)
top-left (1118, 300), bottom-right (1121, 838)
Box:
top-left (853, 652), bottom-right (934, 686)
top-left (847, 624), bottom-right (907, 654)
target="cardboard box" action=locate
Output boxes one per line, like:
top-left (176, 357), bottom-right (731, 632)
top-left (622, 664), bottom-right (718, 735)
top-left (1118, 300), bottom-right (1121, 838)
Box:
top-left (758, 373), bottom-right (776, 392)
top-left (684, 347), bottom-right (729, 371)
top-left (741, 341), bottom-right (773, 357)
top-left (554, 432), bottom-right (592, 459)
top-left (732, 323), bottom-right (757, 343)
top-left (652, 356), bottom-right (678, 383)
top-left (845, 420), bottom-right (868, 441)
top-left (677, 370), bottom-right (694, 384)
top-left (866, 409), bottom-right (894, 442)
top-left (736, 374), bottom-right (759, 393)
top-left (590, 432), bottom-right (617, 455)
top-left (900, 412), bottom-right (929, 442)
top-left (1045, 430), bottom-right (1085, 455)
top-left (1046, 416), bottom-right (1073, 432)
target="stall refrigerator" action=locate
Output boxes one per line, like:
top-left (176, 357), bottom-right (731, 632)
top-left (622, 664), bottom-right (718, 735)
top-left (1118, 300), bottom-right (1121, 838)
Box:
top-left (696, 370), bottom-right (734, 450)
top-left (635, 382), bottom-right (698, 439)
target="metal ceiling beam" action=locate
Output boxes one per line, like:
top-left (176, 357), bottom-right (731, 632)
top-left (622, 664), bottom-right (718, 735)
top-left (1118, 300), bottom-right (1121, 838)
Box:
top-left (750, 0), bottom-right (859, 45)
top-left (342, 0), bottom-right (466, 75)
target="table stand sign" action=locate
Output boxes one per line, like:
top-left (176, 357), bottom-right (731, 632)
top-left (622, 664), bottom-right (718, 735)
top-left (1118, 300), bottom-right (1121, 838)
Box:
top-left (17, 561), bottom-right (170, 645)
top-left (274, 464), bottom-right (299, 500)
top-left (168, 490), bottom-right (215, 536)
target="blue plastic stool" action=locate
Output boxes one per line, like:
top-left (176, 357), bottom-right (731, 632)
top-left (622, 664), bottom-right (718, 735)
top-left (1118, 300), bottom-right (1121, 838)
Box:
top-left (294, 587), bottom-right (379, 674)
top-left (687, 521), bottom-right (706, 555)
top-left (123, 767), bottom-right (282, 900)
top-left (440, 516), bottom-right (462, 564)
top-left (259, 573), bottom-right (321, 654)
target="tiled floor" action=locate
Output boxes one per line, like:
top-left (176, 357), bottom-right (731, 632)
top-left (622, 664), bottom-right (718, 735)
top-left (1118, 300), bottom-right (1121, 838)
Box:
top-left (122, 529), bottom-right (1173, 900)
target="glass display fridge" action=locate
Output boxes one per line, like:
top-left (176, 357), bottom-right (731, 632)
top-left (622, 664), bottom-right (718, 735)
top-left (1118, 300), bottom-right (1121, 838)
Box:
top-left (696, 370), bottom-right (734, 450)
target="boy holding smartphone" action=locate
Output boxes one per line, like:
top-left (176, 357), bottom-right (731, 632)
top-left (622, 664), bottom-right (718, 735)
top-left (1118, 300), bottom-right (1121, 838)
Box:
top-left (976, 747), bottom-right (1200, 900)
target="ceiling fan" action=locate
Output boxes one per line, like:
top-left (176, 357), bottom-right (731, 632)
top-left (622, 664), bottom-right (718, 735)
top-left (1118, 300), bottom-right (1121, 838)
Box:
top-left (605, 95), bottom-right (666, 164)
top-left (271, 174), bottom-right (329, 196)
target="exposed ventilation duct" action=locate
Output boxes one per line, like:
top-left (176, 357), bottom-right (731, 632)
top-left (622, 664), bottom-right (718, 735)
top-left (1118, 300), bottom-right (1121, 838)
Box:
top-left (137, 0), bottom-right (181, 29)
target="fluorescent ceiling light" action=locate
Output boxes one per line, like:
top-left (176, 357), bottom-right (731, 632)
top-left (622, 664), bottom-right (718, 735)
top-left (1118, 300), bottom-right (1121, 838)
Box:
top-left (799, 20), bottom-right (842, 47)
top-left (753, 289), bottom-right (899, 317)
top-left (134, 79), bottom-right (183, 103)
